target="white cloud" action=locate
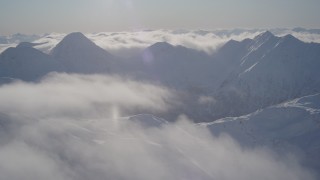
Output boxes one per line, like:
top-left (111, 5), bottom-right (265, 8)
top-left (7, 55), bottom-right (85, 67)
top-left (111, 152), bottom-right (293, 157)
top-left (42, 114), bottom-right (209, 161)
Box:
top-left (33, 33), bottom-right (66, 53)
top-left (0, 73), bottom-right (173, 118)
top-left (0, 73), bottom-right (315, 180)
top-left (87, 30), bottom-right (263, 56)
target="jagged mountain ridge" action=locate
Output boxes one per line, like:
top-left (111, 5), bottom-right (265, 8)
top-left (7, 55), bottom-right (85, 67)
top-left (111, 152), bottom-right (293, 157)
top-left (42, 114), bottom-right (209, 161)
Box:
top-left (209, 31), bottom-right (320, 119)
top-left (1, 31), bottom-right (320, 122)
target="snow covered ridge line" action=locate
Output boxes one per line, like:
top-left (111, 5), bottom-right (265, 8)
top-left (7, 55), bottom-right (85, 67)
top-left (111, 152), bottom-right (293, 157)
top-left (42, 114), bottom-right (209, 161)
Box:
top-left (209, 30), bottom-right (320, 119)
top-left (1, 28), bottom-right (320, 55)
top-left (200, 93), bottom-right (320, 173)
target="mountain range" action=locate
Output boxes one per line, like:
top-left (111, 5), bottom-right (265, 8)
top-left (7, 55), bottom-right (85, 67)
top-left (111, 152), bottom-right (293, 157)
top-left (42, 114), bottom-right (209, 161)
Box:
top-left (1, 31), bottom-right (320, 119)
top-left (0, 30), bottom-right (320, 174)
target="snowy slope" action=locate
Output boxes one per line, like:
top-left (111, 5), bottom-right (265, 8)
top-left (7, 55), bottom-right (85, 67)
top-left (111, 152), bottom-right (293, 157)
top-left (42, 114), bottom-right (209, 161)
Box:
top-left (211, 32), bottom-right (320, 118)
top-left (0, 43), bottom-right (64, 81)
top-left (91, 94), bottom-right (320, 172)
top-left (201, 93), bottom-right (320, 170)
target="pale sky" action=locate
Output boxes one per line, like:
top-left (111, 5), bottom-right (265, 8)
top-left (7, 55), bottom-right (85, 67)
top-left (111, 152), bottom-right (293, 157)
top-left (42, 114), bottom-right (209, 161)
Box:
top-left (0, 0), bottom-right (319, 35)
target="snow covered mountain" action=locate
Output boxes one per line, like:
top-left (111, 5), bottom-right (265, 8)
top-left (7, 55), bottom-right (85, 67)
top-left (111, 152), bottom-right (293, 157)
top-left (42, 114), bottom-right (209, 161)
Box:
top-left (128, 32), bottom-right (320, 122)
top-left (210, 31), bottom-right (320, 119)
top-left (51, 32), bottom-right (117, 74)
top-left (0, 43), bottom-right (64, 81)
top-left (201, 93), bottom-right (320, 171)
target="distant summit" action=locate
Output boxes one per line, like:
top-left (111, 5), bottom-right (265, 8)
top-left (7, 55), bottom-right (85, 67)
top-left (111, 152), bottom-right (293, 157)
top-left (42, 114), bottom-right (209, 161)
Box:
top-left (145, 41), bottom-right (201, 56)
top-left (52, 32), bottom-right (93, 48)
top-left (51, 32), bottom-right (111, 57)
top-left (0, 45), bottom-right (63, 81)
top-left (16, 42), bottom-right (46, 48)
top-left (213, 31), bottom-right (320, 119)
top-left (253, 31), bottom-right (276, 42)
top-left (51, 32), bottom-right (115, 73)
top-left (147, 42), bottom-right (174, 51)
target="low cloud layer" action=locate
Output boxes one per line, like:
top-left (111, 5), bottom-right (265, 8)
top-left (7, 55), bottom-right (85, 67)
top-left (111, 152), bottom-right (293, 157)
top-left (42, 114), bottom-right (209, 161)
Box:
top-left (87, 30), bottom-right (263, 56)
top-left (0, 73), bottom-right (173, 118)
top-left (2, 29), bottom-right (320, 56)
top-left (87, 29), bottom-right (320, 57)
top-left (0, 73), bottom-right (315, 180)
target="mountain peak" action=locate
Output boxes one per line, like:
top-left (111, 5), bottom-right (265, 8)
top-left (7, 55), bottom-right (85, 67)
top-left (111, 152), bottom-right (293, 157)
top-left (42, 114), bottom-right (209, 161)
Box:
top-left (260, 31), bottom-right (274, 37)
top-left (16, 42), bottom-right (46, 48)
top-left (254, 31), bottom-right (275, 41)
top-left (50, 32), bottom-right (114, 74)
top-left (145, 42), bottom-right (197, 55)
top-left (148, 42), bottom-right (174, 50)
top-left (223, 39), bottom-right (240, 47)
top-left (64, 32), bottom-right (86, 39)
top-left (55, 32), bottom-right (92, 46)
top-left (0, 44), bottom-right (64, 81)
top-left (16, 42), bottom-right (35, 48)
top-left (51, 32), bottom-right (109, 57)
top-left (282, 34), bottom-right (299, 42)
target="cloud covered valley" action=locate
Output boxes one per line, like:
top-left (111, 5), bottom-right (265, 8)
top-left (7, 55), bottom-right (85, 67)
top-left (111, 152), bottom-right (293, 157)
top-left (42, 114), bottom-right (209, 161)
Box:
top-left (0, 73), bottom-right (316, 180)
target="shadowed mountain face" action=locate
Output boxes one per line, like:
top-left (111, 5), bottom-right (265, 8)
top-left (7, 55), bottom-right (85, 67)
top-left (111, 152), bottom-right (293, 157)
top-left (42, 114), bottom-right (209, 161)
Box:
top-left (0, 44), bottom-right (64, 81)
top-left (51, 32), bottom-right (116, 74)
top-left (209, 31), bottom-right (320, 119)
top-left (133, 42), bottom-right (220, 89)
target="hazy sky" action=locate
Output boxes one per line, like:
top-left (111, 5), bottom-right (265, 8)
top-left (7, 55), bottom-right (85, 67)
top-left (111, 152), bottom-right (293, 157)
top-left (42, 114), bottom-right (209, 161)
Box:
top-left (0, 0), bottom-right (319, 34)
